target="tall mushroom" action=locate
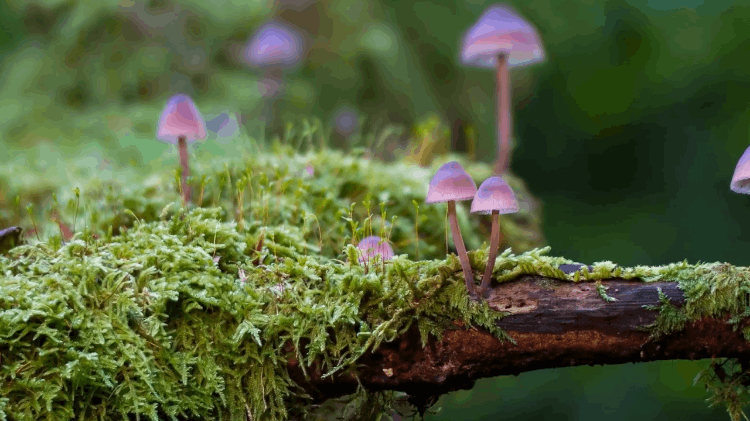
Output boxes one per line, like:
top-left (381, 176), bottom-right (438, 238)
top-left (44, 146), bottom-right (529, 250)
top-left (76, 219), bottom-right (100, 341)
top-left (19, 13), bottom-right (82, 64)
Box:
top-left (157, 93), bottom-right (207, 204)
top-left (731, 145), bottom-right (750, 194)
top-left (470, 176), bottom-right (519, 296)
top-left (426, 161), bottom-right (478, 295)
top-left (460, 5), bottom-right (545, 174)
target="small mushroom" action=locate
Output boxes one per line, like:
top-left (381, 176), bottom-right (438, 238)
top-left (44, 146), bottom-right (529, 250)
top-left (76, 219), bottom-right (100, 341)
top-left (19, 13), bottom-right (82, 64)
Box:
top-left (470, 176), bottom-right (519, 296)
top-left (731, 145), bottom-right (750, 193)
top-left (460, 5), bottom-right (545, 174)
top-left (356, 235), bottom-right (394, 265)
top-left (333, 106), bottom-right (359, 138)
top-left (244, 21), bottom-right (306, 98)
top-left (426, 161), bottom-right (478, 295)
top-left (157, 93), bottom-right (207, 204)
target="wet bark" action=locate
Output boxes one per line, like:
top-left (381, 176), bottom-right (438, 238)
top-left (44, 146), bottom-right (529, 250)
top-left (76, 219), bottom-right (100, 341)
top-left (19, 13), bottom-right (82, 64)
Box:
top-left (288, 274), bottom-right (750, 403)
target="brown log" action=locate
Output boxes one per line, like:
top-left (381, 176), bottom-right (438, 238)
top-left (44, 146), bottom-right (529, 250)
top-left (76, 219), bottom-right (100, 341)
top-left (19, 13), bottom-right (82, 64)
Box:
top-left (288, 274), bottom-right (750, 403)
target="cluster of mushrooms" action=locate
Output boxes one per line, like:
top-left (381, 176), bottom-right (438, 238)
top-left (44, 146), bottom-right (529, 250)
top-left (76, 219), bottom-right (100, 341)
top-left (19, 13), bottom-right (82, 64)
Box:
top-left (353, 161), bottom-right (519, 300)
top-left (425, 161), bottom-right (519, 298)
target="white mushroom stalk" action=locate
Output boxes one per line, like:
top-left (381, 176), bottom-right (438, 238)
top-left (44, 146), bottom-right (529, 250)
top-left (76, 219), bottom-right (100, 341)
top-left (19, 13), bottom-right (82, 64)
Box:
top-left (156, 94), bottom-right (207, 204)
top-left (471, 176), bottom-right (519, 296)
top-left (426, 161), bottom-right (478, 296)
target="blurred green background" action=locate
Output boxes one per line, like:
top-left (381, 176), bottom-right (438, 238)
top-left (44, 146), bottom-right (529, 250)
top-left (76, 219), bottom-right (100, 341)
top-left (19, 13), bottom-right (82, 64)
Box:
top-left (1, 0), bottom-right (748, 418)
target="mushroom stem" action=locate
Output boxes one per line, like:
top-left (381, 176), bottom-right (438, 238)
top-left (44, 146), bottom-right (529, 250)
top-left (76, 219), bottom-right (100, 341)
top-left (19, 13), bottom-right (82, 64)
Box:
top-left (178, 135), bottom-right (191, 204)
top-left (447, 201), bottom-right (475, 295)
top-left (479, 210), bottom-right (501, 296)
top-left (494, 52), bottom-right (510, 175)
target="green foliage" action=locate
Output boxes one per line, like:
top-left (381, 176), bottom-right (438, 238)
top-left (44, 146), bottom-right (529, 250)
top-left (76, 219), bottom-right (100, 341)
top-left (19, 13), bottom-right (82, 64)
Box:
top-left (0, 140), bottom-right (545, 262)
top-left (0, 203), bottom-right (525, 420)
top-left (695, 359), bottom-right (750, 421)
top-left (2, 135), bottom-right (750, 418)
top-left (0, 141), bottom-right (545, 420)
top-left (595, 280), bottom-right (617, 303)
top-left (2, 190), bottom-right (750, 418)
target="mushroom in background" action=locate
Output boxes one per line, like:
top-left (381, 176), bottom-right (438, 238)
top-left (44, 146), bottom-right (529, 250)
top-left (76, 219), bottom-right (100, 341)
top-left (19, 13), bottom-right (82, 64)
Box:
top-left (244, 20), bottom-right (306, 99)
top-left (460, 4), bottom-right (545, 174)
top-left (206, 111), bottom-right (240, 144)
top-left (333, 106), bottom-right (360, 139)
top-left (426, 161), bottom-right (478, 296)
top-left (156, 93), bottom-right (207, 204)
top-left (731, 145), bottom-right (750, 194)
top-left (470, 175), bottom-right (519, 296)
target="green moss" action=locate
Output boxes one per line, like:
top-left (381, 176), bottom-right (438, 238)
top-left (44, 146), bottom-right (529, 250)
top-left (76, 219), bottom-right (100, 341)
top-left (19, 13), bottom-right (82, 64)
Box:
top-left (1, 144), bottom-right (750, 420)
top-left (595, 280), bottom-right (617, 303)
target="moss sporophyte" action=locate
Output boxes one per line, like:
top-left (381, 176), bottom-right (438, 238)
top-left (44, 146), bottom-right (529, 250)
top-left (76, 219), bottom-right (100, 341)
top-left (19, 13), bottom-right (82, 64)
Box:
top-left (2, 146), bottom-right (749, 419)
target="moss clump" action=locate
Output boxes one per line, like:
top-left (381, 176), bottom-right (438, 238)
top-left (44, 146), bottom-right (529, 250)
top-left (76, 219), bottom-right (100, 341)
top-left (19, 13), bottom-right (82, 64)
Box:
top-left (3, 211), bottom-right (750, 420)
top-left (2, 145), bottom-right (750, 420)
top-left (0, 204), bottom-right (517, 420)
top-left (0, 145), bottom-right (545, 262)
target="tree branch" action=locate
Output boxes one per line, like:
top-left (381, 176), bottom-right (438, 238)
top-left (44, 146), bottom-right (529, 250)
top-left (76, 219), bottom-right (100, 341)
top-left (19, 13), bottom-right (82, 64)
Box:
top-left (290, 274), bottom-right (750, 403)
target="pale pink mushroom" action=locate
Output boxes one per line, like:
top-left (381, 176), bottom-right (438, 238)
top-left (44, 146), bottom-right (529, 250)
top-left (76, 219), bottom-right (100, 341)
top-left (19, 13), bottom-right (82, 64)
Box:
top-left (157, 93), bottom-right (206, 204)
top-left (245, 21), bottom-right (305, 69)
top-left (426, 161), bottom-right (478, 295)
top-left (731, 146), bottom-right (750, 193)
top-left (356, 236), bottom-right (395, 265)
top-left (461, 5), bottom-right (545, 174)
top-left (244, 21), bottom-right (306, 100)
top-left (470, 176), bottom-right (519, 296)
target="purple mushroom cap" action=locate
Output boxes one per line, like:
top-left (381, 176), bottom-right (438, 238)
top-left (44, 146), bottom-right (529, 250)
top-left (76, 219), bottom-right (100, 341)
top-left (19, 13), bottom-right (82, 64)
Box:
top-left (244, 21), bottom-right (305, 69)
top-left (471, 176), bottom-right (520, 214)
top-left (156, 94), bottom-right (207, 144)
top-left (731, 145), bottom-right (750, 194)
top-left (333, 107), bottom-right (359, 137)
top-left (460, 5), bottom-right (545, 68)
top-left (425, 161), bottom-right (477, 203)
top-left (357, 236), bottom-right (395, 264)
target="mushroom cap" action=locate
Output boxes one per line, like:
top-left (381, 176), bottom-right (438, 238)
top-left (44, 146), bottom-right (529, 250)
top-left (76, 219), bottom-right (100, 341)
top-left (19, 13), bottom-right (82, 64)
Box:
top-left (460, 5), bottom-right (545, 68)
top-left (356, 236), bottom-right (395, 264)
top-left (156, 94), bottom-right (207, 144)
top-left (471, 176), bottom-right (520, 214)
top-left (731, 145), bottom-right (750, 194)
top-left (244, 21), bottom-right (305, 69)
top-left (425, 161), bottom-right (477, 203)
top-left (333, 106), bottom-right (359, 137)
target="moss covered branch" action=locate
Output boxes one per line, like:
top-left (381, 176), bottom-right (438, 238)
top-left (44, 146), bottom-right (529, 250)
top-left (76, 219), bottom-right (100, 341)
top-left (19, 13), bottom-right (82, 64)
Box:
top-left (294, 272), bottom-right (750, 406)
top-left (2, 148), bottom-right (750, 420)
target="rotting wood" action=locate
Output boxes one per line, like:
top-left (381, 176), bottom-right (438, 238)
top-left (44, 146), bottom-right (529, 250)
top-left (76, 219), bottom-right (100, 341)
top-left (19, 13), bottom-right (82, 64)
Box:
top-left (288, 274), bottom-right (750, 403)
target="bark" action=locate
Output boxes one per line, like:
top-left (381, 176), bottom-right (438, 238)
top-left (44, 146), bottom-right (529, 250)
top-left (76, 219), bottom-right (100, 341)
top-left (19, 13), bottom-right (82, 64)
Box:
top-left (288, 274), bottom-right (750, 403)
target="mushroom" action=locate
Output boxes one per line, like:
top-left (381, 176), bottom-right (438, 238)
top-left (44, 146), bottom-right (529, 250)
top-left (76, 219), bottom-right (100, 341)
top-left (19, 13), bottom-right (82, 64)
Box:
top-left (470, 176), bottom-right (519, 296)
top-left (426, 161), bottom-right (478, 295)
top-left (244, 21), bottom-right (306, 98)
top-left (460, 5), bottom-right (545, 174)
top-left (242, 21), bottom-right (306, 126)
top-left (356, 235), bottom-right (395, 265)
top-left (333, 106), bottom-right (359, 139)
top-left (157, 93), bottom-right (207, 204)
top-left (731, 145), bottom-right (750, 193)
